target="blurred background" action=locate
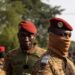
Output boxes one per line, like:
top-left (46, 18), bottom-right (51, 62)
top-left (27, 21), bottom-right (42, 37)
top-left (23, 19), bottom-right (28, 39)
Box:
top-left (0, 0), bottom-right (75, 61)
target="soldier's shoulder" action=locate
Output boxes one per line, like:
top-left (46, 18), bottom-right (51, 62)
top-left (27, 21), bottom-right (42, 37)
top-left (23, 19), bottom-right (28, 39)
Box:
top-left (35, 45), bottom-right (46, 51)
top-left (41, 53), bottom-right (51, 63)
top-left (34, 45), bottom-right (46, 57)
top-left (33, 53), bottom-right (51, 70)
top-left (33, 53), bottom-right (50, 66)
top-left (6, 48), bottom-right (19, 58)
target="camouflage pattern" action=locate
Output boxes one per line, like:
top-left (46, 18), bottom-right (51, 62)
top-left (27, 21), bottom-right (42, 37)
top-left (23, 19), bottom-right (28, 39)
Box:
top-left (32, 51), bottom-right (75, 75)
top-left (0, 58), bottom-right (6, 75)
top-left (5, 45), bottom-right (46, 75)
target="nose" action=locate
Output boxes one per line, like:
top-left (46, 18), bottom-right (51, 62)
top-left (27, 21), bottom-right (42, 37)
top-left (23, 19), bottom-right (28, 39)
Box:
top-left (63, 34), bottom-right (69, 39)
top-left (66, 35), bottom-right (70, 39)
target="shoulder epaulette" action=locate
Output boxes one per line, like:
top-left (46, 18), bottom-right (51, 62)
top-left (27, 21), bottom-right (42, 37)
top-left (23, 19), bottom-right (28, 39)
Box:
top-left (6, 48), bottom-right (19, 57)
top-left (41, 54), bottom-right (50, 64)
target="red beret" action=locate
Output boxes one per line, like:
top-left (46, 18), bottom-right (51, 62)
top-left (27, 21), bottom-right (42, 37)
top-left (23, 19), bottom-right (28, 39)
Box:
top-left (19, 20), bottom-right (37, 34)
top-left (48, 18), bottom-right (73, 31)
top-left (0, 46), bottom-right (5, 52)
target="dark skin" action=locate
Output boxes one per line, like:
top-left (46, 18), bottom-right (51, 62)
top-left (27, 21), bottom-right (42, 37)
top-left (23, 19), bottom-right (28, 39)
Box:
top-left (17, 29), bottom-right (36, 53)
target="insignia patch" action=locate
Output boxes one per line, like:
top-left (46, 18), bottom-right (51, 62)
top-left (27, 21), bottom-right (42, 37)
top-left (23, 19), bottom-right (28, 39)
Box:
top-left (57, 22), bottom-right (63, 28)
top-left (41, 55), bottom-right (50, 64)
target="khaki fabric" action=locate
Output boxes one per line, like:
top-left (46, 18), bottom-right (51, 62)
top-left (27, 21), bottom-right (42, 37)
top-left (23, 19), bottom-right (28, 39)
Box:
top-left (0, 59), bottom-right (6, 75)
top-left (32, 51), bottom-right (75, 75)
top-left (5, 46), bottom-right (46, 75)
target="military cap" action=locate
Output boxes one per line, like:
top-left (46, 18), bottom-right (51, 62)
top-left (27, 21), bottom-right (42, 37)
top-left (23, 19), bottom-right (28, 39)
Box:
top-left (0, 46), bottom-right (5, 53)
top-left (48, 17), bottom-right (73, 32)
top-left (19, 20), bottom-right (37, 34)
top-left (0, 46), bottom-right (5, 58)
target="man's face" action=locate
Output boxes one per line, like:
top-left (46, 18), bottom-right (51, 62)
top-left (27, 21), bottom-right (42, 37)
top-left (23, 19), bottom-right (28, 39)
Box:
top-left (48, 30), bottom-right (72, 54)
top-left (18, 30), bottom-right (36, 51)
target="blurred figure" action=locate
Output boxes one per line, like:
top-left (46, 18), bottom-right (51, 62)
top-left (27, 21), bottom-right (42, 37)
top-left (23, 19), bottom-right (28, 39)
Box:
top-left (0, 46), bottom-right (6, 75)
top-left (5, 20), bottom-right (46, 75)
top-left (32, 17), bottom-right (75, 75)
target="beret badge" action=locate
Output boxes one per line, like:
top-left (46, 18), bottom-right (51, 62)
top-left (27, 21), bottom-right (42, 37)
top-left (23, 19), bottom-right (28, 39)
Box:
top-left (57, 22), bottom-right (63, 28)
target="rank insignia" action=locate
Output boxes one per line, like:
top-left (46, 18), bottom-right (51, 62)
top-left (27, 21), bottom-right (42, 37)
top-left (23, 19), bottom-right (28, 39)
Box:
top-left (57, 22), bottom-right (63, 28)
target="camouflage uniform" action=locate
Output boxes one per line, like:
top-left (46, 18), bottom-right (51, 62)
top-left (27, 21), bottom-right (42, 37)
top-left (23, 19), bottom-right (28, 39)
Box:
top-left (32, 17), bottom-right (75, 75)
top-left (5, 45), bottom-right (46, 75)
top-left (0, 58), bottom-right (6, 75)
top-left (0, 46), bottom-right (6, 75)
top-left (32, 51), bottom-right (75, 75)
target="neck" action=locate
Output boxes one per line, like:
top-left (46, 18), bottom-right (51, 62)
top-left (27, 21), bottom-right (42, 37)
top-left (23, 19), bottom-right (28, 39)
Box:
top-left (48, 46), bottom-right (68, 58)
top-left (21, 46), bottom-right (35, 54)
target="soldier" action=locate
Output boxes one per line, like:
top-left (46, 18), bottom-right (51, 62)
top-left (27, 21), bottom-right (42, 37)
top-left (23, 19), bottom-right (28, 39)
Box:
top-left (5, 20), bottom-right (46, 75)
top-left (0, 46), bottom-right (6, 75)
top-left (32, 17), bottom-right (75, 75)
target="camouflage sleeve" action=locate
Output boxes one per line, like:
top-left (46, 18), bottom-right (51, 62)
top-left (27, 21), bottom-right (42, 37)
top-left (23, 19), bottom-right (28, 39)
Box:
top-left (4, 49), bottom-right (18, 75)
top-left (0, 59), bottom-right (6, 75)
top-left (31, 60), bottom-right (53, 75)
top-left (5, 55), bottom-right (13, 75)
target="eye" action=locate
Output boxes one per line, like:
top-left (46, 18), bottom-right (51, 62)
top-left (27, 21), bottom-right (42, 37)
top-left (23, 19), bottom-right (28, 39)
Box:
top-left (63, 32), bottom-right (71, 37)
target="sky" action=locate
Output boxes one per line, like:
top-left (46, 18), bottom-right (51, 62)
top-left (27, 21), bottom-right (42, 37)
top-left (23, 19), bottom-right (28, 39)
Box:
top-left (41, 0), bottom-right (75, 41)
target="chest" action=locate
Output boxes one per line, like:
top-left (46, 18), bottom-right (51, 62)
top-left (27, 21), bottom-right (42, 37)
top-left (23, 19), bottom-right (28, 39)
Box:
top-left (49, 57), bottom-right (67, 75)
top-left (10, 54), bottom-right (39, 75)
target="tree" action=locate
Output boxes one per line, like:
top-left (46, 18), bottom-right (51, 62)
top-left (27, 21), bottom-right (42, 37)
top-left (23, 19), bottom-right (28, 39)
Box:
top-left (0, 0), bottom-right (25, 51)
top-left (0, 0), bottom-right (65, 51)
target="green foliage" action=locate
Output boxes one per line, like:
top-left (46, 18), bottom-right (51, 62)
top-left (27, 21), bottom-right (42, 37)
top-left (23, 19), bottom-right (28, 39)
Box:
top-left (0, 0), bottom-right (25, 51)
top-left (6, 9), bottom-right (19, 26)
top-left (6, 0), bottom-right (25, 26)
top-left (0, 0), bottom-right (65, 51)
top-left (0, 26), bottom-right (19, 51)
